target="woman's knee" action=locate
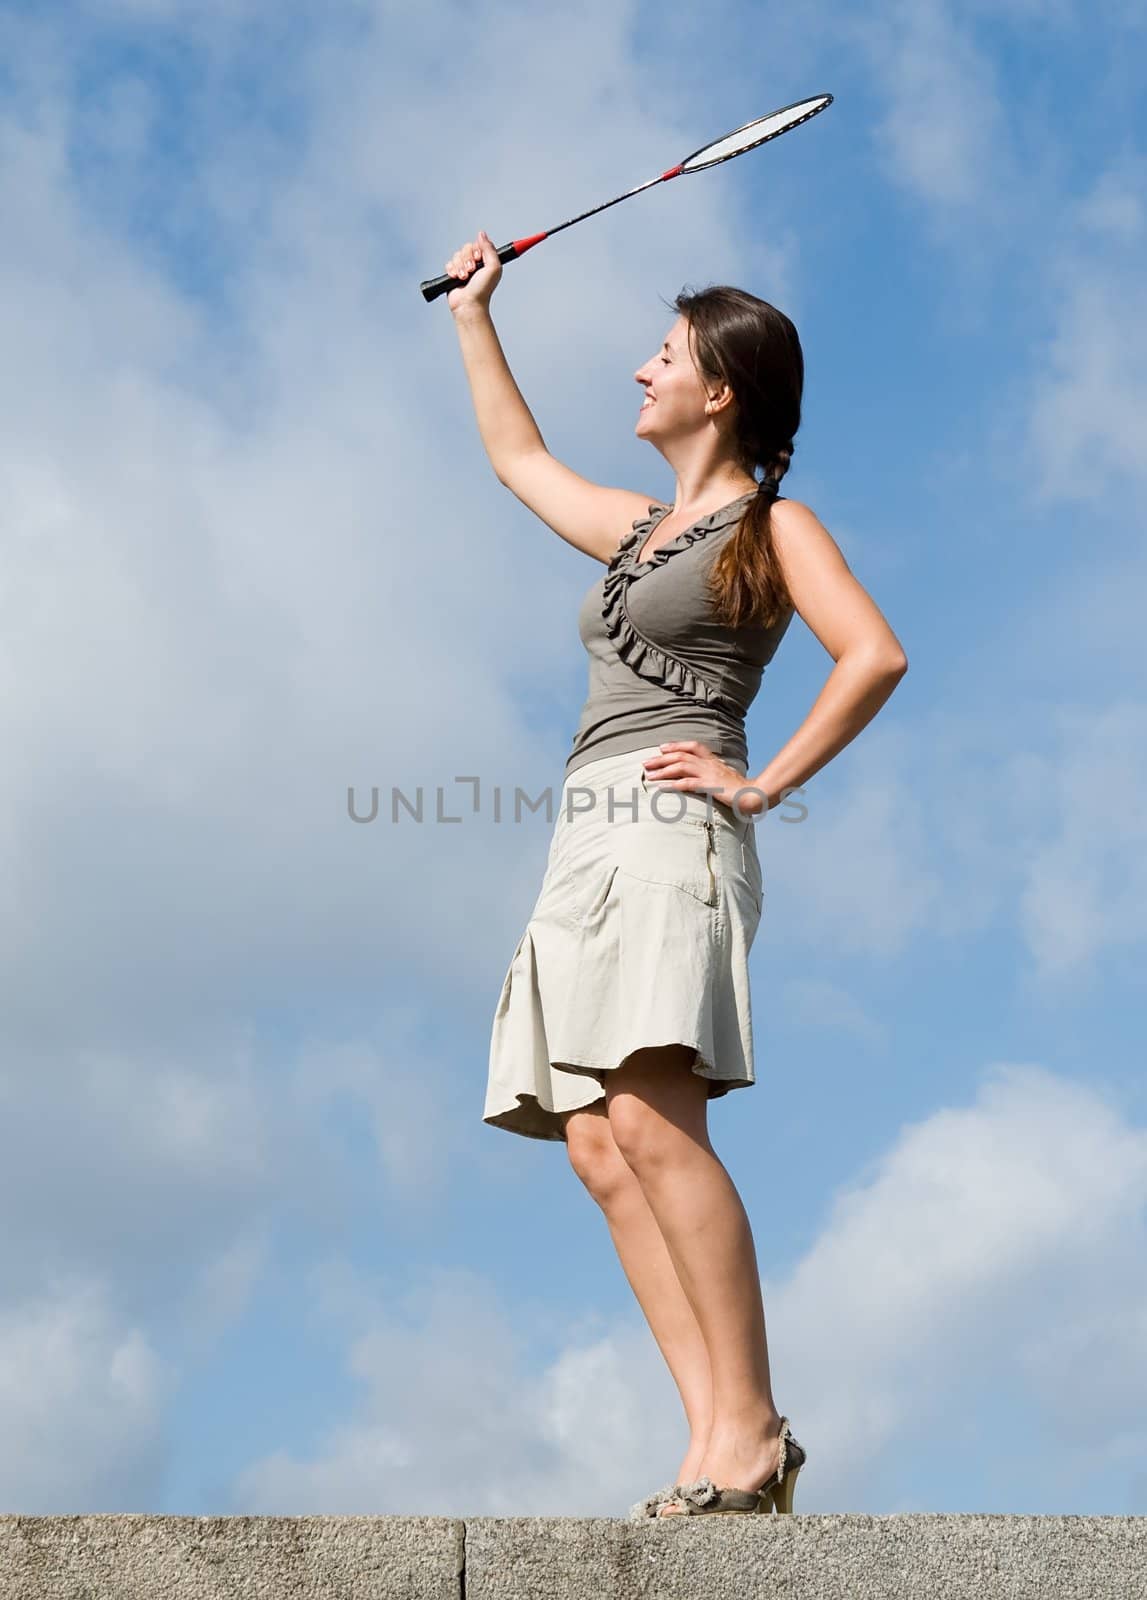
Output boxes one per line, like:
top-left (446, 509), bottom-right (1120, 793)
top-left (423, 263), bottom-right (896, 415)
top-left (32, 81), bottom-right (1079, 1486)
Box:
top-left (605, 1045), bottom-right (711, 1166)
top-left (563, 1102), bottom-right (634, 1203)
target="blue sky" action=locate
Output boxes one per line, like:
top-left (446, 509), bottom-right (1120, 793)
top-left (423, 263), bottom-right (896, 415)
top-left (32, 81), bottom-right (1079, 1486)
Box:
top-left (1, 0), bottom-right (1144, 1518)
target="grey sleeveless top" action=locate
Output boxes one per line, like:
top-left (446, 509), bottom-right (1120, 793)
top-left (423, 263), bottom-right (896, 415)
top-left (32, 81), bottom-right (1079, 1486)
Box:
top-left (564, 490), bottom-right (795, 779)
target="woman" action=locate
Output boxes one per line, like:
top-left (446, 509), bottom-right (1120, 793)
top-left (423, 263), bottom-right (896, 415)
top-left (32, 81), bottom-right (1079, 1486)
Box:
top-left (446, 230), bottom-right (908, 1519)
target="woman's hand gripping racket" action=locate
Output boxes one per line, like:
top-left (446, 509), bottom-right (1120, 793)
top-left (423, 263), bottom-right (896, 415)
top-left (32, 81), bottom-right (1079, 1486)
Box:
top-left (442, 230), bottom-right (503, 314)
top-left (422, 92), bottom-right (833, 304)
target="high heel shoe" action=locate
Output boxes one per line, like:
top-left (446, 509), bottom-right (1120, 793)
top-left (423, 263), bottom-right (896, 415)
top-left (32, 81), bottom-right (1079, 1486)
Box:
top-left (655, 1416), bottom-right (807, 1517)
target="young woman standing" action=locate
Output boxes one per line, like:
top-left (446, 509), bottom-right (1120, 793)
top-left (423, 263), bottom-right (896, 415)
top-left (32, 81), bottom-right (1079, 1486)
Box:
top-left (447, 229), bottom-right (907, 1518)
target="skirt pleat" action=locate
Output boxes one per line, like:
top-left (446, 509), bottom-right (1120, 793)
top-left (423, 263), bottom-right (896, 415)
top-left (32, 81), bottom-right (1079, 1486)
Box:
top-left (483, 743), bottom-right (765, 1142)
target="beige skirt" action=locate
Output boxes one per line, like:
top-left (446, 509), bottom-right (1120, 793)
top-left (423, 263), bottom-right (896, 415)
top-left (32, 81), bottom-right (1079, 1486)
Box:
top-left (483, 742), bottom-right (765, 1142)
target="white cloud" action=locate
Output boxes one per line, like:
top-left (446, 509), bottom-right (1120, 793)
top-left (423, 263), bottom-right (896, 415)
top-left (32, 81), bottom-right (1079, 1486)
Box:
top-left (782, 1062), bottom-right (1147, 1504)
top-left (837, 0), bottom-right (1019, 220)
top-left (0, 1276), bottom-right (170, 1511)
top-left (1010, 702), bottom-right (1147, 982)
top-left (1076, 163), bottom-right (1147, 240)
top-left (769, 723), bottom-right (946, 959)
top-left (0, 1038), bottom-right (270, 1289)
top-left (1017, 230), bottom-right (1147, 499)
top-left (758, 676), bottom-right (1147, 981)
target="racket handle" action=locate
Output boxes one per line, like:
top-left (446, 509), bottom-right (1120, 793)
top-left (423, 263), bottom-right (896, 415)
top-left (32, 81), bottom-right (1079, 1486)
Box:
top-left (420, 236), bottom-right (543, 302)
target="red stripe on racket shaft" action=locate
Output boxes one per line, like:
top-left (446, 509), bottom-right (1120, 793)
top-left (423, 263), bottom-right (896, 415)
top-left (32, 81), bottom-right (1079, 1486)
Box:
top-left (509, 232), bottom-right (548, 257)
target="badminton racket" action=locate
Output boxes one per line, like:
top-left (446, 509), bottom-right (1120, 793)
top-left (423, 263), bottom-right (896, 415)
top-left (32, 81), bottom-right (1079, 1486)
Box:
top-left (420, 92), bottom-right (832, 303)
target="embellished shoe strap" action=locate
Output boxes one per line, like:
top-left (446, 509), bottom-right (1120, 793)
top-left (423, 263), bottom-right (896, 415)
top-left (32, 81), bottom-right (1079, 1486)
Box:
top-left (675, 1476), bottom-right (719, 1509)
top-left (774, 1416), bottom-right (790, 1485)
top-left (771, 1415), bottom-right (809, 1486)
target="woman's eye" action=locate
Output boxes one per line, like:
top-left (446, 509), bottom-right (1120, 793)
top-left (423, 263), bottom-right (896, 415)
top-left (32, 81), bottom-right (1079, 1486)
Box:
top-left (660, 355), bottom-right (670, 364)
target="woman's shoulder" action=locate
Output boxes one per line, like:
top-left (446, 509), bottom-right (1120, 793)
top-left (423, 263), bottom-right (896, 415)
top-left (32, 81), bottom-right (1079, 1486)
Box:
top-left (768, 495), bottom-right (833, 554)
top-left (770, 492), bottom-right (812, 522)
top-left (769, 496), bottom-right (847, 557)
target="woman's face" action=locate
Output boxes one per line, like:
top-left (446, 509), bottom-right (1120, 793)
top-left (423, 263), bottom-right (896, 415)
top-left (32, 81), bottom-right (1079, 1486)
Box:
top-left (633, 315), bottom-right (711, 443)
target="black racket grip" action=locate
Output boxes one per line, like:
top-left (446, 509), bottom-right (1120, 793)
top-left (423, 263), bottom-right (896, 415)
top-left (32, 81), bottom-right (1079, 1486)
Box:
top-left (420, 239), bottom-right (523, 303)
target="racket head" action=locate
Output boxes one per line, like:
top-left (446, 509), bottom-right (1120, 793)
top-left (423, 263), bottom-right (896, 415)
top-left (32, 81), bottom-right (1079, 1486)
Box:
top-left (680, 93), bottom-right (833, 173)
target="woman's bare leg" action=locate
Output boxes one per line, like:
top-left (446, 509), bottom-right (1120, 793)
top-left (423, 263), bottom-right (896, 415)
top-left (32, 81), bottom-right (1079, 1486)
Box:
top-left (562, 1097), bottom-right (713, 1485)
top-left (603, 1046), bottom-right (784, 1515)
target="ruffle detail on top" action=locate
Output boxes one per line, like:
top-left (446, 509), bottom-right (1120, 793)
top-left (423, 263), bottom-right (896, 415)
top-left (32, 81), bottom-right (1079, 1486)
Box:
top-left (602, 494), bottom-right (757, 713)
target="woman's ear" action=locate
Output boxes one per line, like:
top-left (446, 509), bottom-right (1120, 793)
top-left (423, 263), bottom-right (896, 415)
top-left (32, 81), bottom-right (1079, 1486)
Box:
top-left (706, 383), bottom-right (736, 417)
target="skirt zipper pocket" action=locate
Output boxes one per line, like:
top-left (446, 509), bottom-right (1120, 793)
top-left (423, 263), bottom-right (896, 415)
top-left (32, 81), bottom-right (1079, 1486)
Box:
top-left (704, 820), bottom-right (717, 906)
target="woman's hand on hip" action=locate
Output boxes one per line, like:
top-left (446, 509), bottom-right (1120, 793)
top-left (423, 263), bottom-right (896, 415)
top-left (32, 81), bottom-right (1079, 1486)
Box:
top-left (641, 741), bottom-right (766, 818)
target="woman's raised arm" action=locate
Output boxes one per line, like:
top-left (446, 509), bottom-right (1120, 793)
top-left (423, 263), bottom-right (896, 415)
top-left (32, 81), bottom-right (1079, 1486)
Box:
top-left (449, 231), bottom-right (654, 563)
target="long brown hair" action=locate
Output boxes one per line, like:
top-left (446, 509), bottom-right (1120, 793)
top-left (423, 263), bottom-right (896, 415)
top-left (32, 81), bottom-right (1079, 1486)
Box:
top-left (668, 285), bottom-right (804, 630)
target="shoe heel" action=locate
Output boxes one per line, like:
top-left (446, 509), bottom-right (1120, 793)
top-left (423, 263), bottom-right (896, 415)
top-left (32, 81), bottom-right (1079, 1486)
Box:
top-left (770, 1462), bottom-right (801, 1514)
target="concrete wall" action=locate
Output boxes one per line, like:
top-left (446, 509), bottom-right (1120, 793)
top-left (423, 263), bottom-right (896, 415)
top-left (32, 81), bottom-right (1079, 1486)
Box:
top-left (2, 1513), bottom-right (1145, 1598)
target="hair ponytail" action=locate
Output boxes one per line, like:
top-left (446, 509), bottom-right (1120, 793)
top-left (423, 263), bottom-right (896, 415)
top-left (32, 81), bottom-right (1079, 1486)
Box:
top-left (669, 286), bottom-right (803, 631)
